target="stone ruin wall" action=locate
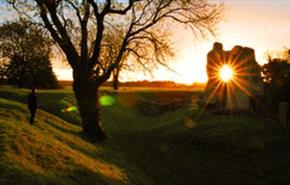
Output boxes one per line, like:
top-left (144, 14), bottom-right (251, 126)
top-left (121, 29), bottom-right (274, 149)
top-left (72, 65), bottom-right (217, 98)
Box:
top-left (204, 42), bottom-right (263, 111)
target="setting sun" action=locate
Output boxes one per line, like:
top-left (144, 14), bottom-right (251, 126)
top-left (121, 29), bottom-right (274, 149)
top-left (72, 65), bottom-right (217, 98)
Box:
top-left (220, 65), bottom-right (234, 82)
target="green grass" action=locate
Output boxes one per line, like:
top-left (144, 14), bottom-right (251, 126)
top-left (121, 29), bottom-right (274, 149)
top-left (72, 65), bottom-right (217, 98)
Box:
top-left (108, 108), bottom-right (290, 185)
top-left (0, 98), bottom-right (153, 185)
top-left (1, 86), bottom-right (290, 185)
top-left (0, 86), bottom-right (80, 125)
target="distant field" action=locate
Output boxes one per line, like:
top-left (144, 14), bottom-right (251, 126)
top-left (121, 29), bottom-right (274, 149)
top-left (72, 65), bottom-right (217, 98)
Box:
top-left (58, 80), bottom-right (206, 92)
top-left (0, 85), bottom-right (203, 125)
top-left (1, 86), bottom-right (290, 185)
top-left (102, 86), bottom-right (205, 92)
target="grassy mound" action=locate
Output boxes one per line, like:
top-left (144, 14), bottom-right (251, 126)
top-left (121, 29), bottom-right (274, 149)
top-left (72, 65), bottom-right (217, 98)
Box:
top-left (103, 96), bottom-right (290, 185)
top-left (112, 112), bottom-right (290, 185)
top-left (0, 98), bottom-right (152, 185)
top-left (0, 87), bottom-right (80, 125)
top-left (1, 86), bottom-right (290, 185)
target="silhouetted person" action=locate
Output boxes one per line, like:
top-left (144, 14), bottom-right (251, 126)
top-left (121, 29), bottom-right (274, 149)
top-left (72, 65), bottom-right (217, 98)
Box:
top-left (28, 88), bottom-right (37, 124)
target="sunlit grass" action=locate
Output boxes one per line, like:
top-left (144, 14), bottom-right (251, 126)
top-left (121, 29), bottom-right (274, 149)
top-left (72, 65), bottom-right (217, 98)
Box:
top-left (0, 98), bottom-right (133, 185)
top-left (1, 87), bottom-right (290, 185)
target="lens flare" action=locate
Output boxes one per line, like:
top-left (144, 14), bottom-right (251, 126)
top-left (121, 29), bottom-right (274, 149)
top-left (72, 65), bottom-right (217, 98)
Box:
top-left (61, 106), bottom-right (77, 112)
top-left (184, 118), bottom-right (196, 128)
top-left (60, 95), bottom-right (78, 113)
top-left (99, 95), bottom-right (116, 106)
top-left (220, 65), bottom-right (233, 82)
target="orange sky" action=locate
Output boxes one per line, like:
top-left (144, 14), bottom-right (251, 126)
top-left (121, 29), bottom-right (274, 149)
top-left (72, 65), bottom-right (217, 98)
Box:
top-left (55, 0), bottom-right (290, 83)
top-left (1, 1), bottom-right (289, 84)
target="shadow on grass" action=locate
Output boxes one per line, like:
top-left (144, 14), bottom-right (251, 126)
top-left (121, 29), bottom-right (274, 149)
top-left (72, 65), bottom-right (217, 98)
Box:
top-left (112, 113), bottom-right (290, 185)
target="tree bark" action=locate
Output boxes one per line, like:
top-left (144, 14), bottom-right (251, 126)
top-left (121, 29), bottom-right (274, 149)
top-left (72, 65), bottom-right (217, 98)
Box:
top-left (72, 68), bottom-right (106, 141)
top-left (113, 69), bottom-right (119, 91)
top-left (113, 74), bottom-right (119, 91)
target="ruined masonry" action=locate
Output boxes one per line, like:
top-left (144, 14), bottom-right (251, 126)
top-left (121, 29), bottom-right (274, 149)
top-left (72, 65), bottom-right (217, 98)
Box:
top-left (204, 42), bottom-right (263, 111)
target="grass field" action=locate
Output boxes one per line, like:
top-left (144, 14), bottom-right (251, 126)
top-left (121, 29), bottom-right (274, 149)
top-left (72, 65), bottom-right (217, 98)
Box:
top-left (1, 86), bottom-right (290, 185)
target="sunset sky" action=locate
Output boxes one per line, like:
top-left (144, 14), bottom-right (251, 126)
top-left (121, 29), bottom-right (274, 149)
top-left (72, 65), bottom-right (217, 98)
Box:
top-left (1, 0), bottom-right (290, 84)
top-left (141, 0), bottom-right (290, 84)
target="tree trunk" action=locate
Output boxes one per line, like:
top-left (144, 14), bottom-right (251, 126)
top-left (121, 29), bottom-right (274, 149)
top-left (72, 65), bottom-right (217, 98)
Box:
top-left (113, 74), bottom-right (119, 91)
top-left (72, 69), bottom-right (106, 141)
top-left (113, 69), bottom-right (119, 91)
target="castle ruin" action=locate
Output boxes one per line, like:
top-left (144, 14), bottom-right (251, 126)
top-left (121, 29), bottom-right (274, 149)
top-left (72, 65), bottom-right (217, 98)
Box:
top-left (204, 42), bottom-right (263, 112)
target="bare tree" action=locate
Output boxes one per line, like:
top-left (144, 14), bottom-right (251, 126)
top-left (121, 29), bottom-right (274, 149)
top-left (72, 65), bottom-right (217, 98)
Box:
top-left (99, 26), bottom-right (129, 91)
top-left (103, 25), bottom-right (173, 90)
top-left (7, 0), bottom-right (222, 141)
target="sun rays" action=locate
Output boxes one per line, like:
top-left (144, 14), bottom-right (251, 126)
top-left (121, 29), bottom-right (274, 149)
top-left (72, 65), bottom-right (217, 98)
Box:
top-left (203, 46), bottom-right (260, 112)
top-left (220, 65), bottom-right (234, 82)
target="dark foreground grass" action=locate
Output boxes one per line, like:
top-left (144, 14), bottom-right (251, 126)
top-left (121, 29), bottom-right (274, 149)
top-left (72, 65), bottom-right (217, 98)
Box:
top-left (106, 107), bottom-right (290, 185)
top-left (1, 86), bottom-right (290, 185)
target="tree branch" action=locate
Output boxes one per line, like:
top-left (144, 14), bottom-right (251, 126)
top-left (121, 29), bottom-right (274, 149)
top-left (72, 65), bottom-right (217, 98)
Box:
top-left (39, 1), bottom-right (79, 65)
top-left (36, 1), bottom-right (78, 68)
top-left (106, 0), bottom-right (139, 15)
